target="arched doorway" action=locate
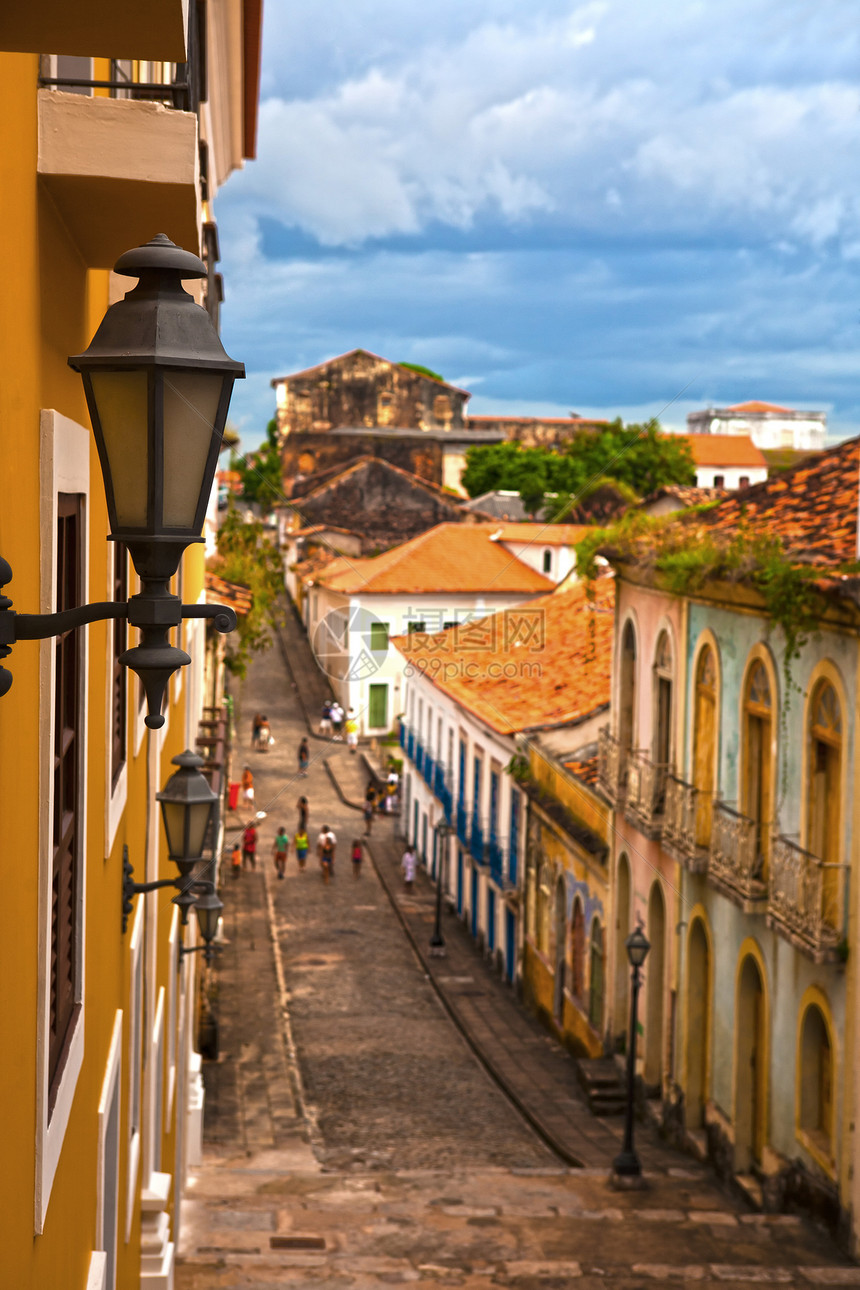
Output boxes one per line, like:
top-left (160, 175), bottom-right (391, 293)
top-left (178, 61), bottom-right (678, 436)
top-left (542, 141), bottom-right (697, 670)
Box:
top-left (693, 645), bottom-right (717, 847)
top-left (807, 680), bottom-right (842, 928)
top-left (614, 855), bottom-right (631, 1048)
top-left (735, 953), bottom-right (767, 1172)
top-left (742, 659), bottom-right (773, 878)
top-left (619, 621), bottom-right (637, 757)
top-left (589, 920), bottom-right (605, 1033)
top-left (645, 882), bottom-right (665, 1089)
top-left (798, 1002), bottom-right (833, 1158)
top-left (553, 879), bottom-right (567, 1022)
top-left (685, 918), bottom-right (710, 1127)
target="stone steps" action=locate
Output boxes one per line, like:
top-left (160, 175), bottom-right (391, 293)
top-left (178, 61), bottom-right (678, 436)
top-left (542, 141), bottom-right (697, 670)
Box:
top-left (576, 1057), bottom-right (627, 1116)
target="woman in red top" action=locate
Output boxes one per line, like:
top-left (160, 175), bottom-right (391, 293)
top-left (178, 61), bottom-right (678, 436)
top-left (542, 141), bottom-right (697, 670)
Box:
top-left (242, 822), bottom-right (257, 870)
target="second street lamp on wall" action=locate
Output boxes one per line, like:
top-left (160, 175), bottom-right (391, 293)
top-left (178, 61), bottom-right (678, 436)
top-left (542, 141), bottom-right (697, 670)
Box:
top-left (0, 234), bottom-right (244, 727)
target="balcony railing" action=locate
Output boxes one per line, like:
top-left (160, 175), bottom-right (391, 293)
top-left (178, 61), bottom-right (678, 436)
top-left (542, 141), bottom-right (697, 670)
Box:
top-left (767, 834), bottom-right (841, 963)
top-left (406, 729), bottom-right (415, 761)
top-left (624, 753), bottom-right (668, 838)
top-left (488, 835), bottom-right (505, 885)
top-left (456, 800), bottom-right (469, 847)
top-left (662, 775), bottom-right (710, 872)
top-left (597, 727), bottom-right (625, 803)
top-left (399, 721), bottom-right (406, 749)
top-left (709, 801), bottom-right (767, 909)
top-left (415, 740), bottom-right (424, 774)
top-left (470, 816), bottom-right (485, 864)
top-left (423, 751), bottom-right (435, 788)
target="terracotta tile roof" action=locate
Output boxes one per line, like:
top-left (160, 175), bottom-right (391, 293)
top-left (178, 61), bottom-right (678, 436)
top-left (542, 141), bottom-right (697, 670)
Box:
top-left (564, 755), bottom-right (600, 788)
top-left (727, 400), bottom-right (793, 414)
top-left (393, 579), bottom-right (615, 735)
top-left (680, 434), bottom-right (767, 469)
top-left (644, 484), bottom-right (726, 508)
top-left (293, 455), bottom-right (458, 505)
top-left (313, 523), bottom-right (555, 596)
top-left (490, 523), bottom-right (593, 545)
top-left (271, 348), bottom-right (471, 397)
top-left (293, 549), bottom-right (340, 580)
top-left (204, 571), bottom-right (253, 615)
top-left (696, 435), bottom-right (860, 567)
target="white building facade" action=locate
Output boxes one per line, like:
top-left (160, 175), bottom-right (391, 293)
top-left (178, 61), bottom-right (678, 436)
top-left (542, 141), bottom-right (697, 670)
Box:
top-left (686, 402), bottom-right (826, 452)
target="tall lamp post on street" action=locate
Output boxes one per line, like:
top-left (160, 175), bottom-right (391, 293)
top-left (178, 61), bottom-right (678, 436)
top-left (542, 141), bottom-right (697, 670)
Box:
top-left (612, 924), bottom-right (650, 1184)
top-left (430, 818), bottom-right (451, 957)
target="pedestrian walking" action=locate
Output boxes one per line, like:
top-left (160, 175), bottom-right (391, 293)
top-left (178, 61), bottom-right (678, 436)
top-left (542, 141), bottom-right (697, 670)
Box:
top-left (230, 840), bottom-right (242, 878)
top-left (351, 838), bottom-right (363, 878)
top-left (401, 844), bottom-right (417, 892)
top-left (317, 825), bottom-right (336, 883)
top-left (297, 795), bottom-right (309, 831)
top-left (242, 821), bottom-right (258, 870)
top-left (319, 700), bottom-right (333, 737)
top-left (294, 827), bottom-right (309, 870)
top-left (363, 798), bottom-right (374, 835)
top-left (330, 702), bottom-right (344, 740)
top-left (298, 736), bottom-right (310, 777)
top-left (346, 708), bottom-right (358, 753)
top-left (272, 825), bottom-right (289, 879)
top-left (257, 714), bottom-right (272, 751)
top-left (251, 712), bottom-right (263, 748)
top-left (241, 765), bottom-right (255, 808)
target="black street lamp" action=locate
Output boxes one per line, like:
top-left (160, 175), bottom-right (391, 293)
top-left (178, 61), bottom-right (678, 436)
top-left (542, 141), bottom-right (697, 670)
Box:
top-left (122, 749), bottom-right (218, 929)
top-left (179, 882), bottom-right (224, 966)
top-left (430, 818), bottom-right (451, 957)
top-left (612, 924), bottom-right (651, 1183)
top-left (0, 234), bottom-right (244, 728)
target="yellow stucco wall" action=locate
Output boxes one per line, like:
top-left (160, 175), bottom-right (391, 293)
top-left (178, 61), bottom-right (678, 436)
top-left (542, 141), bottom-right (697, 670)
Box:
top-left (0, 49), bottom-right (200, 1288)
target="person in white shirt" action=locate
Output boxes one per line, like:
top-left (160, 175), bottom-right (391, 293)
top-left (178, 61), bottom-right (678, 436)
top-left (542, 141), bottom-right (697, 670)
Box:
top-left (401, 846), bottom-right (417, 891)
top-left (330, 703), bottom-right (344, 740)
top-left (317, 827), bottom-right (337, 882)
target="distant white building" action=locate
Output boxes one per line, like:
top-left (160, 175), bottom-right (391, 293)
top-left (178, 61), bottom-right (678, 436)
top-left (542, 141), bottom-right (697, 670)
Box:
top-left (686, 401), bottom-right (826, 452)
top-left (681, 434), bottom-right (768, 490)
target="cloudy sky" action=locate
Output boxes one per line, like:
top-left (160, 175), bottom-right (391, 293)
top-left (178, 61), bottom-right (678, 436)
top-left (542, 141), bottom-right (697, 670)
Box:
top-left (215, 0), bottom-right (860, 447)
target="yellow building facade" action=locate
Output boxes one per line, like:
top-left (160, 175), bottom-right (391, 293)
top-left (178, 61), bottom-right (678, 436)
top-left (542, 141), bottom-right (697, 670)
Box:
top-left (0, 2), bottom-right (260, 1285)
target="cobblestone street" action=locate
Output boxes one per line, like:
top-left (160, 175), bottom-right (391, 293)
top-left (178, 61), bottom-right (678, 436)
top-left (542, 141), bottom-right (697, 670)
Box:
top-left (176, 617), bottom-right (857, 1289)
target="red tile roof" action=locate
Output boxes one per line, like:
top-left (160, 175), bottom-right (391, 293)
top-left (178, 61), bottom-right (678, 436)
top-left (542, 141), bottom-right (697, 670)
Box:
top-left (313, 523), bottom-right (555, 596)
top-left (491, 523), bottom-right (593, 545)
top-left (205, 571), bottom-right (253, 615)
top-left (680, 434), bottom-right (767, 469)
top-left (393, 579), bottom-right (615, 735)
top-left (564, 755), bottom-right (600, 788)
top-left (727, 401), bottom-right (793, 414)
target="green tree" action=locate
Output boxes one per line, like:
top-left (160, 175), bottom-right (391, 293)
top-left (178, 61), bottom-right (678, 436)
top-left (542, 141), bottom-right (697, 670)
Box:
top-left (461, 420), bottom-right (695, 512)
top-left (232, 418), bottom-right (283, 509)
top-left (212, 504), bottom-right (284, 678)
top-left (399, 361), bottom-right (444, 382)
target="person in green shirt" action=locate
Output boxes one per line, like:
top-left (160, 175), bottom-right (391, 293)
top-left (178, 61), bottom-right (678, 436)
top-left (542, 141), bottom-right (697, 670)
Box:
top-left (294, 828), bottom-right (309, 870)
top-left (272, 826), bottom-right (289, 879)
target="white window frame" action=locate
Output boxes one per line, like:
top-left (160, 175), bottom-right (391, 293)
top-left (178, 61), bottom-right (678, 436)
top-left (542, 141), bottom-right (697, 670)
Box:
top-left (125, 900), bottom-right (144, 1241)
top-left (34, 409), bottom-right (90, 1233)
top-left (165, 908), bottom-right (179, 1124)
top-left (105, 542), bottom-right (128, 854)
top-left (96, 1012), bottom-right (123, 1290)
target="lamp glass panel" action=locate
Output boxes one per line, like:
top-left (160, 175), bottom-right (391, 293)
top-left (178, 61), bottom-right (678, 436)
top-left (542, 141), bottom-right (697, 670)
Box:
top-left (195, 895), bottom-right (222, 942)
top-left (162, 371), bottom-right (226, 529)
top-left (88, 370), bottom-right (150, 529)
top-left (161, 800), bottom-right (187, 858)
top-left (185, 799), bottom-right (213, 858)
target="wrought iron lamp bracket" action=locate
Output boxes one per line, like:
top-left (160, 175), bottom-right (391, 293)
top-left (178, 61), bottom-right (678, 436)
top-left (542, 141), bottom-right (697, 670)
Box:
top-left (0, 556), bottom-right (235, 728)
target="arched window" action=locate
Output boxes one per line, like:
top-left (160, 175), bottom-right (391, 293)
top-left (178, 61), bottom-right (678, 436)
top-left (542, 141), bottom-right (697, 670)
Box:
top-left (619, 620), bottom-right (637, 756)
top-left (807, 679), bottom-right (842, 927)
top-left (589, 920), bottom-right (604, 1031)
top-left (693, 644), bottom-right (717, 846)
top-left (743, 658), bottom-right (773, 876)
top-left (799, 1003), bottom-right (833, 1156)
top-left (571, 901), bottom-right (586, 1000)
top-left (537, 862), bottom-right (551, 956)
top-left (653, 630), bottom-right (673, 770)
